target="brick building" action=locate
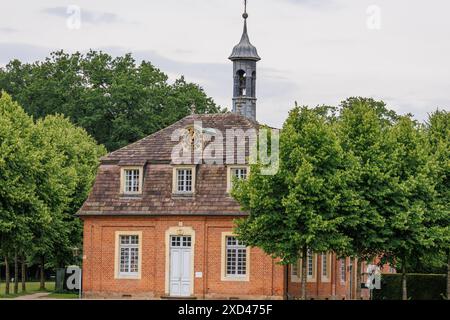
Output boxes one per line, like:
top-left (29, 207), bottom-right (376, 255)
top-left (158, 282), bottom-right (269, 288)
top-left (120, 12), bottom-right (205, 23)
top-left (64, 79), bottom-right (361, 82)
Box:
top-left (78, 6), bottom-right (377, 300)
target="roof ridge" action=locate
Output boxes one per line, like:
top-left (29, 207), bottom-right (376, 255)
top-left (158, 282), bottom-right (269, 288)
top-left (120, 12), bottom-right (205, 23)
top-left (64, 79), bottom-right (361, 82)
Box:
top-left (104, 114), bottom-right (196, 159)
top-left (102, 112), bottom-right (261, 162)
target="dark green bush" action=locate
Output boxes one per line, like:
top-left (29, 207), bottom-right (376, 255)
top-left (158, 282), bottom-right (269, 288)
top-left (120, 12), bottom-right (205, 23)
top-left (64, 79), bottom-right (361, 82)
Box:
top-left (372, 273), bottom-right (447, 300)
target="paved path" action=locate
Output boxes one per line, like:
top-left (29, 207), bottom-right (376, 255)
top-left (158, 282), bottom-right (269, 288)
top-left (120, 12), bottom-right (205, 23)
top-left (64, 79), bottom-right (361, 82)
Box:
top-left (13, 292), bottom-right (51, 300)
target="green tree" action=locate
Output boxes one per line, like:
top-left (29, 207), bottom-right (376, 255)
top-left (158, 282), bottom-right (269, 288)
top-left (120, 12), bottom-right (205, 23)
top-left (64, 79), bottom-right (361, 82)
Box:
top-left (381, 116), bottom-right (440, 300)
top-left (34, 115), bottom-right (106, 268)
top-left (232, 106), bottom-right (352, 299)
top-left (28, 114), bottom-right (105, 289)
top-left (340, 97), bottom-right (400, 125)
top-left (424, 110), bottom-right (450, 299)
top-left (0, 50), bottom-right (223, 151)
top-left (0, 92), bottom-right (105, 292)
top-left (336, 98), bottom-right (397, 299)
top-left (0, 92), bottom-right (43, 294)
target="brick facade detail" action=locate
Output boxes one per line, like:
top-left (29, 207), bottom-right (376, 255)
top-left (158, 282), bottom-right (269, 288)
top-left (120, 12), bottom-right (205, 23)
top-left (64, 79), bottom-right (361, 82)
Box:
top-left (78, 114), bottom-right (387, 300)
top-left (81, 216), bottom-right (285, 299)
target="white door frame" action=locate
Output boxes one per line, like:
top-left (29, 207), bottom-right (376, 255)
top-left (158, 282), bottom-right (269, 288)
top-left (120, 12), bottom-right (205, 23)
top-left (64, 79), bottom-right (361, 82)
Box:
top-left (165, 226), bottom-right (195, 296)
top-left (169, 236), bottom-right (192, 297)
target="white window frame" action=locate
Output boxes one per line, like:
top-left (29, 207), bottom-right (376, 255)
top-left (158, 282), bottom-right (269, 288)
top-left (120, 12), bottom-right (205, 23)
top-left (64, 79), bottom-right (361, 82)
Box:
top-left (221, 232), bottom-right (250, 282)
top-left (321, 253), bottom-right (331, 282)
top-left (307, 250), bottom-right (317, 282)
top-left (173, 166), bottom-right (196, 194)
top-left (340, 258), bottom-right (346, 284)
top-left (291, 259), bottom-right (302, 283)
top-left (227, 166), bottom-right (249, 193)
top-left (120, 166), bottom-right (143, 195)
top-left (114, 231), bottom-right (142, 280)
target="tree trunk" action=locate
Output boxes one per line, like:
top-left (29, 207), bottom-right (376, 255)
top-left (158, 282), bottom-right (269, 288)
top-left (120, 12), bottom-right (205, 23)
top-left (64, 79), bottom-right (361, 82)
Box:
top-left (4, 256), bottom-right (10, 295)
top-left (39, 255), bottom-right (45, 290)
top-left (446, 251), bottom-right (449, 300)
top-left (401, 260), bottom-right (407, 300)
top-left (301, 245), bottom-right (308, 300)
top-left (13, 251), bottom-right (19, 294)
top-left (21, 255), bottom-right (26, 292)
top-left (355, 258), bottom-right (362, 300)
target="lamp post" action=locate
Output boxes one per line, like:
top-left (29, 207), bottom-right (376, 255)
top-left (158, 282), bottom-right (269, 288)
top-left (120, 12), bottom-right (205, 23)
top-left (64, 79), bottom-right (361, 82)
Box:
top-left (70, 247), bottom-right (82, 299)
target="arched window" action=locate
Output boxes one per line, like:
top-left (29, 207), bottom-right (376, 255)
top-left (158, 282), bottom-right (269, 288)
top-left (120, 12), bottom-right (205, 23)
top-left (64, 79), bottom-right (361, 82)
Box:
top-left (236, 70), bottom-right (247, 96)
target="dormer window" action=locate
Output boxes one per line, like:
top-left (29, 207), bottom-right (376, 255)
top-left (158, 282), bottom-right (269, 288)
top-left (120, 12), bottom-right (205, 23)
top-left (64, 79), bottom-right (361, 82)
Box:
top-left (121, 167), bottom-right (143, 195)
top-left (173, 166), bottom-right (196, 195)
top-left (232, 167), bottom-right (248, 180)
top-left (227, 166), bottom-right (249, 193)
top-left (177, 169), bottom-right (192, 192)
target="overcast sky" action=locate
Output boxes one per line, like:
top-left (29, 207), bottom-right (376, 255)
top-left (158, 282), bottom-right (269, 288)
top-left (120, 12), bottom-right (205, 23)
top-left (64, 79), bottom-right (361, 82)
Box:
top-left (1, 0), bottom-right (449, 127)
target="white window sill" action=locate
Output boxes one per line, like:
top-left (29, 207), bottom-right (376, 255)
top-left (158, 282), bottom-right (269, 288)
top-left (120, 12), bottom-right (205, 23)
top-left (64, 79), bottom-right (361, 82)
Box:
top-left (116, 273), bottom-right (140, 280)
top-left (221, 276), bottom-right (249, 282)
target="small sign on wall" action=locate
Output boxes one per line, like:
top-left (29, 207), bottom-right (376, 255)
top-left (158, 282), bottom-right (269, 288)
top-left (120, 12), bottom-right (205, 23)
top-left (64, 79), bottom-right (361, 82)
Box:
top-left (195, 272), bottom-right (203, 278)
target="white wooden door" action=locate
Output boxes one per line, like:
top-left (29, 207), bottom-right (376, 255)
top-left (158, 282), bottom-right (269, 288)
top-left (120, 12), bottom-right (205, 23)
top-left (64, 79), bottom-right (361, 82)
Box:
top-left (169, 236), bottom-right (192, 297)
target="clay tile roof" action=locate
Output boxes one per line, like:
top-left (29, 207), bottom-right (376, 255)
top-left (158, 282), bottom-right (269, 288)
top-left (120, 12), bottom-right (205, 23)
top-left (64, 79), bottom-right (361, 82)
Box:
top-left (102, 113), bottom-right (259, 164)
top-left (78, 113), bottom-right (260, 217)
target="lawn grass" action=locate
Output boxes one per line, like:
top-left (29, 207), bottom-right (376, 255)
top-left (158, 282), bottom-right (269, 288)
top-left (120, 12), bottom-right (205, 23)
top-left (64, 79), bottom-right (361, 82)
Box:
top-left (44, 292), bottom-right (80, 299)
top-left (0, 281), bottom-right (55, 299)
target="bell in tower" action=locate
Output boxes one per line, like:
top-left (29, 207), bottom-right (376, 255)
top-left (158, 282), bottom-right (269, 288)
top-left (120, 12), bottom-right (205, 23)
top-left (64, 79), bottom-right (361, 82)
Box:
top-left (229, 0), bottom-right (260, 121)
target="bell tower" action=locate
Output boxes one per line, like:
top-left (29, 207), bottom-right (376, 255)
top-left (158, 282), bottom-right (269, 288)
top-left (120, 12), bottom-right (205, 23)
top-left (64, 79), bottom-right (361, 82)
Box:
top-left (229, 0), bottom-right (260, 121)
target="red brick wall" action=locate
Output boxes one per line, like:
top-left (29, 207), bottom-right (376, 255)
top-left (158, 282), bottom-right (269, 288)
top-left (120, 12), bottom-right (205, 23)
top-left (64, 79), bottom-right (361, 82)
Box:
top-left (81, 215), bottom-right (285, 299)
top-left (81, 215), bottom-right (387, 300)
top-left (287, 256), bottom-right (372, 300)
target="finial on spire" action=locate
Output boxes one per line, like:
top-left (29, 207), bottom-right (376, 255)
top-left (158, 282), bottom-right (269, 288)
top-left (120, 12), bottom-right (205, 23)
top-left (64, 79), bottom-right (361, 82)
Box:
top-left (229, 0), bottom-right (260, 62)
top-left (243, 0), bottom-right (248, 19)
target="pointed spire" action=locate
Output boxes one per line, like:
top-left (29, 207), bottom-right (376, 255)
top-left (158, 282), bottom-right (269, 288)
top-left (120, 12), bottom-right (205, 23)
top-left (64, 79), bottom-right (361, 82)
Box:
top-left (229, 0), bottom-right (261, 61)
top-left (240, 19), bottom-right (249, 43)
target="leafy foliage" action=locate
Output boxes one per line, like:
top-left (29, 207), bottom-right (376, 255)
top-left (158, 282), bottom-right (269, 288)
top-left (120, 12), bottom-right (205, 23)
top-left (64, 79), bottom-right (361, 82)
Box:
top-left (379, 116), bottom-right (448, 276)
top-left (0, 93), bottom-right (39, 257)
top-left (373, 273), bottom-right (446, 300)
top-left (0, 92), bottom-right (106, 271)
top-left (0, 51), bottom-right (223, 151)
top-left (336, 98), bottom-right (395, 261)
top-left (233, 105), bottom-right (352, 263)
top-left (232, 97), bottom-right (450, 299)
